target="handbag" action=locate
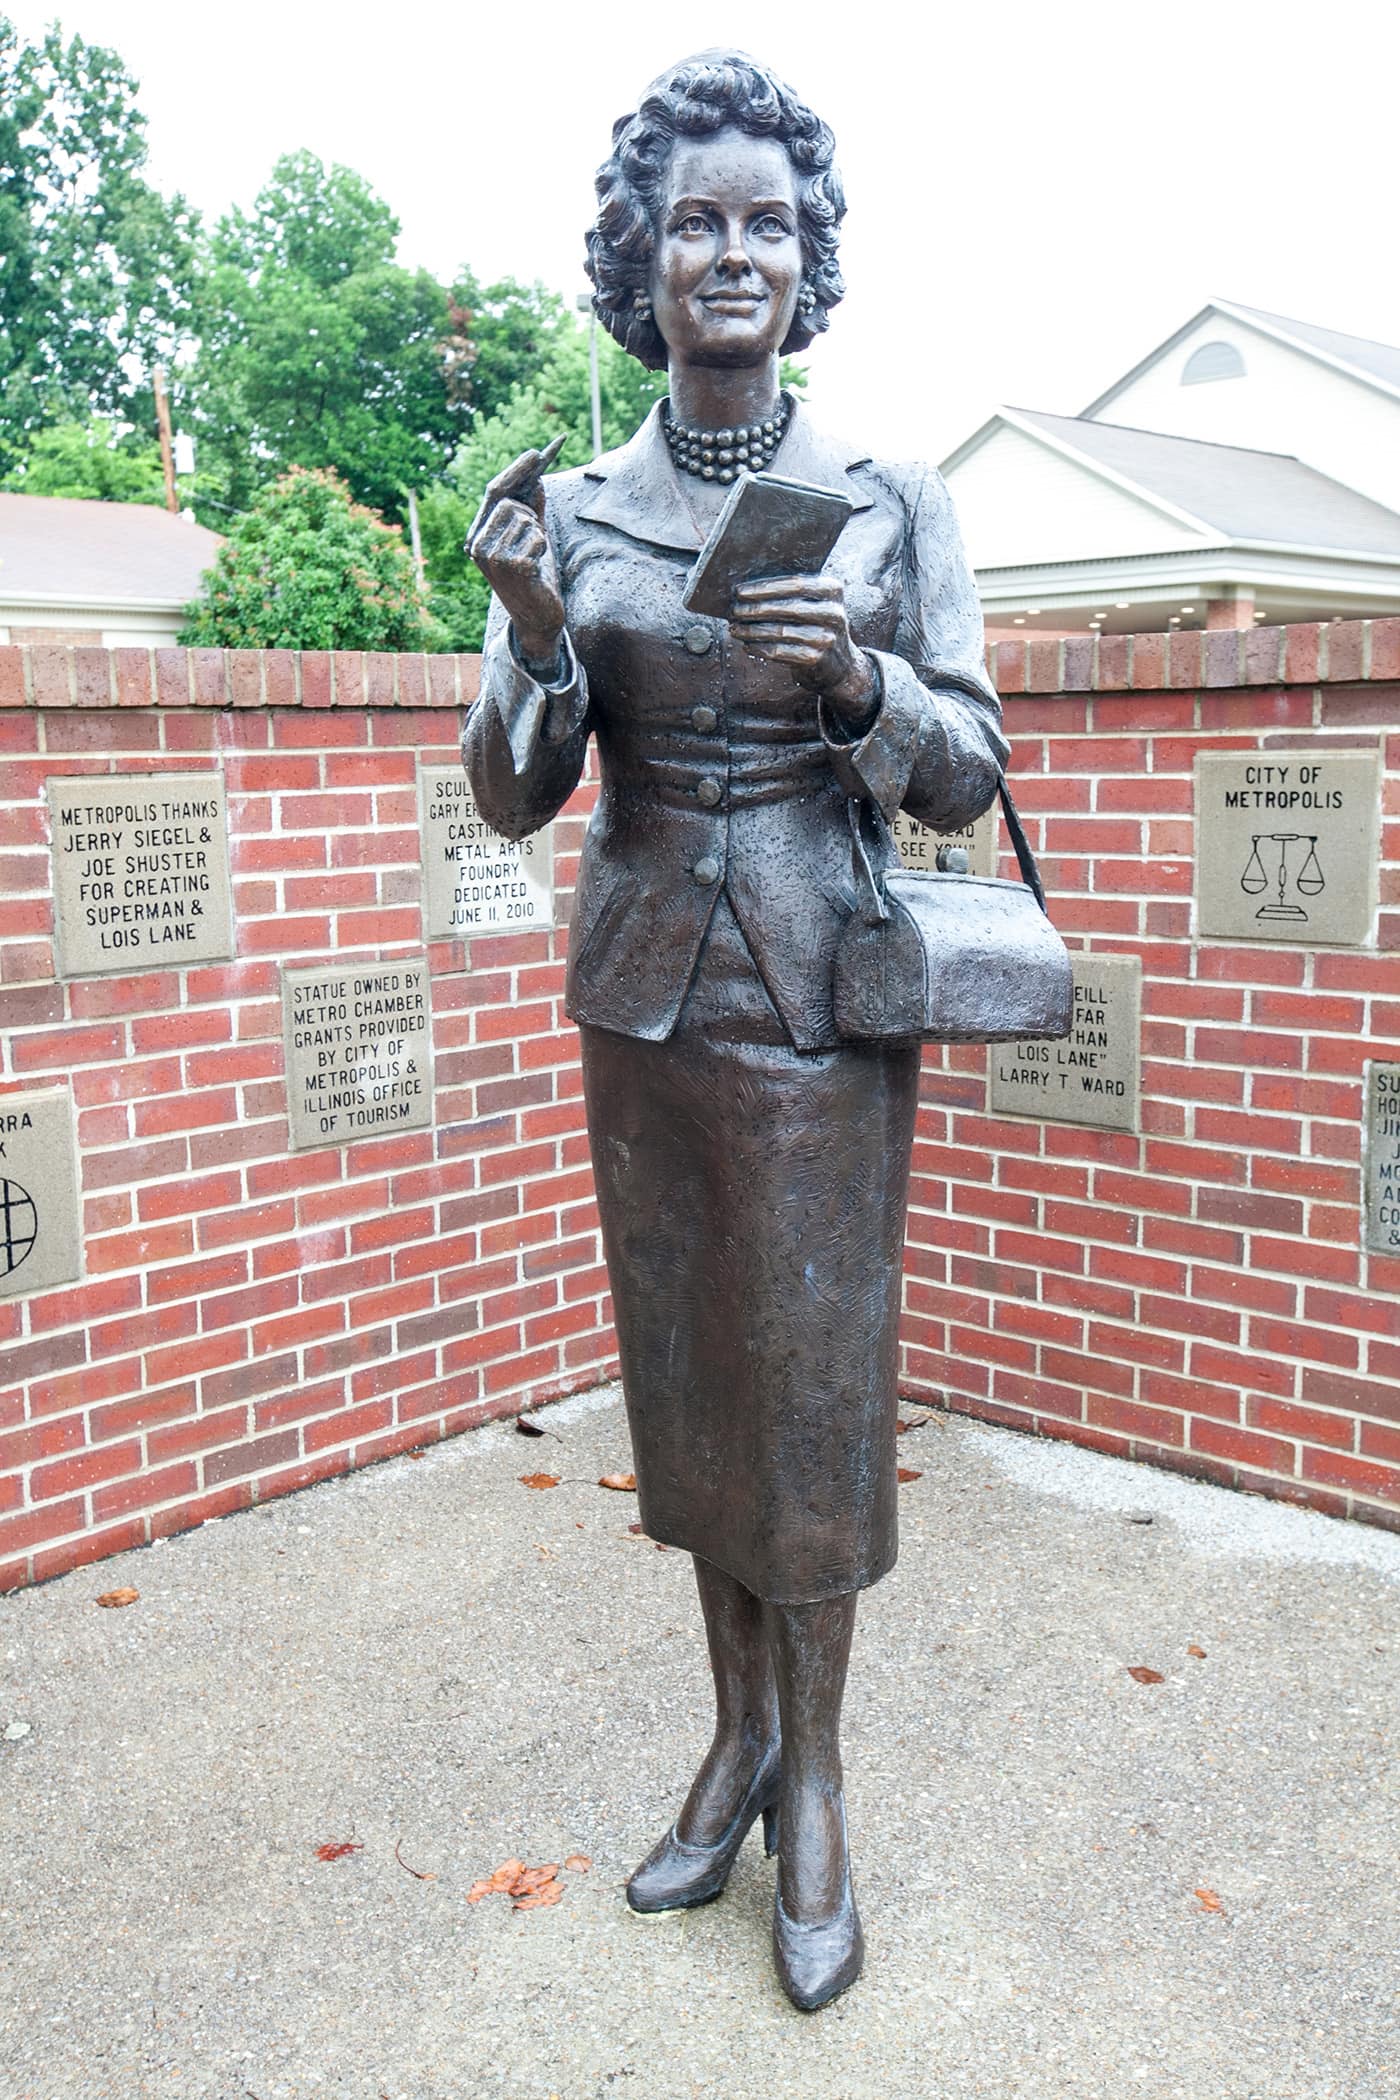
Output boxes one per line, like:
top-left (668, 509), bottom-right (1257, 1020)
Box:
top-left (832, 781), bottom-right (1075, 1045)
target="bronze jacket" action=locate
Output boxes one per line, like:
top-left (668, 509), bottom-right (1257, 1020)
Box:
top-left (462, 400), bottom-right (1008, 1051)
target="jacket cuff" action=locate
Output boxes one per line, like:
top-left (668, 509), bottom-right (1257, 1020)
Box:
top-left (488, 624), bottom-right (588, 776)
top-left (818, 651), bottom-right (921, 818)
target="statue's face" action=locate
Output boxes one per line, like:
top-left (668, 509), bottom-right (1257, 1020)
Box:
top-left (649, 127), bottom-right (803, 369)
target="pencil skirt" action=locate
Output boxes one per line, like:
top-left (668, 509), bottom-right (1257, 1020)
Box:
top-left (578, 896), bottom-right (920, 1604)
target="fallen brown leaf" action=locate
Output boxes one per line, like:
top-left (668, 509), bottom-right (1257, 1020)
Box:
top-left (1186, 1644), bottom-right (1207, 1660)
top-left (1127, 1666), bottom-right (1165, 1685)
top-left (897, 1467), bottom-right (922, 1484)
top-left (513, 1880), bottom-right (565, 1911)
top-left (515, 1418), bottom-right (546, 1438)
top-left (314, 1840), bottom-right (363, 1862)
top-left (598, 1472), bottom-right (636, 1491)
top-left (96, 1587), bottom-right (139, 1608)
top-left (519, 1473), bottom-right (559, 1490)
top-left (511, 1863), bottom-right (558, 1895)
top-left (627, 1521), bottom-right (644, 1535)
top-left (563, 1854), bottom-right (592, 1873)
top-left (1194, 1886), bottom-right (1224, 1913)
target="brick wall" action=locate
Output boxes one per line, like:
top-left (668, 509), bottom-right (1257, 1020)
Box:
top-left (906, 617), bottom-right (1400, 1533)
top-left (0, 646), bottom-right (616, 1591)
top-left (1, 623), bottom-right (1397, 1590)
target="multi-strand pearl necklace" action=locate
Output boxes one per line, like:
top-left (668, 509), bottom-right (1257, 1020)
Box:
top-left (662, 398), bottom-right (791, 483)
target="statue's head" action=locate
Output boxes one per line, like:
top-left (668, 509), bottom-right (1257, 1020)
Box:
top-left (586, 51), bottom-right (846, 374)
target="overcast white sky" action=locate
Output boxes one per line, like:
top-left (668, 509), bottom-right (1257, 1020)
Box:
top-left (13, 0), bottom-right (1400, 462)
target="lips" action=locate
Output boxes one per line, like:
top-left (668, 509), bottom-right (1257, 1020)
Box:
top-left (701, 291), bottom-right (765, 315)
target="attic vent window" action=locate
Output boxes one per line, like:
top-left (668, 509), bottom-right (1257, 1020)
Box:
top-left (1182, 340), bottom-right (1246, 385)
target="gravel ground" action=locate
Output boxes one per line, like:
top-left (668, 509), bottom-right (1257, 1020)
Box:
top-left (1, 1384), bottom-right (1397, 2100)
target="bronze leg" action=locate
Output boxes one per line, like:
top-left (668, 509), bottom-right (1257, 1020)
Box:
top-left (763, 1591), bottom-right (857, 1914)
top-left (675, 1554), bottom-right (781, 1845)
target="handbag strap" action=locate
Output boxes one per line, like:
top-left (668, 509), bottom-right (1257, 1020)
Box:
top-left (996, 779), bottom-right (1049, 915)
top-left (847, 777), bottom-right (1051, 919)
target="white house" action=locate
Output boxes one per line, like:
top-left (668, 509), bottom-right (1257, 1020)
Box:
top-left (0, 494), bottom-right (221, 647)
top-left (942, 301), bottom-right (1400, 638)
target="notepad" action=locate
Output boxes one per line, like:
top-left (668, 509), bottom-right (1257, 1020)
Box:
top-left (682, 471), bottom-right (857, 619)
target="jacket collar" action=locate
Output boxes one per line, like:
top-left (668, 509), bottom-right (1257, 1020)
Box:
top-left (577, 396), bottom-right (875, 553)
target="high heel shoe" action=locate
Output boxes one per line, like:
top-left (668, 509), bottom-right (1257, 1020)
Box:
top-left (626, 1751), bottom-right (781, 1913)
top-left (771, 1796), bottom-right (864, 2011)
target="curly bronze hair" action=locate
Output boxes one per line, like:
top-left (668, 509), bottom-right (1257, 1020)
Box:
top-left (585, 51), bottom-right (846, 372)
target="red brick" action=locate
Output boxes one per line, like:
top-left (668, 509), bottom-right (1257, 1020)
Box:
top-left (1190, 1417), bottom-right (1295, 1473)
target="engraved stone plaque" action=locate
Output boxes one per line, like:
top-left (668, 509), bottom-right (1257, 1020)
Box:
top-left (1196, 750), bottom-right (1380, 947)
top-left (47, 772), bottom-right (233, 978)
top-left (892, 806), bottom-right (997, 878)
top-left (988, 953), bottom-right (1140, 1132)
top-left (282, 957), bottom-right (434, 1151)
top-left (0, 1087), bottom-right (81, 1300)
top-left (419, 766), bottom-right (554, 939)
top-left (1364, 1062), bottom-right (1400, 1258)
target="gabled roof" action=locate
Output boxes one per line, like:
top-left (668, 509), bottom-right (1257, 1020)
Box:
top-left (950, 408), bottom-right (1400, 559)
top-left (1081, 299), bottom-right (1400, 418)
top-left (0, 493), bottom-right (222, 609)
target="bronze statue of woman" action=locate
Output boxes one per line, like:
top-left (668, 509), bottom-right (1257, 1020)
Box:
top-left (464, 50), bottom-right (1007, 2010)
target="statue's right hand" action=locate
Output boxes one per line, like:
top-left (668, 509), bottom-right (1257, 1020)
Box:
top-left (467, 436), bottom-right (568, 667)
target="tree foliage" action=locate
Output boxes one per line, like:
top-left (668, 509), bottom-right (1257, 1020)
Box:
top-left (0, 416), bottom-right (166, 503)
top-left (0, 18), bottom-right (198, 475)
top-left (179, 466), bottom-right (440, 651)
top-left (186, 152), bottom-right (465, 524)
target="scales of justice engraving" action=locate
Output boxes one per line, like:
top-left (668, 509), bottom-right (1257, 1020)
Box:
top-left (1, 1177), bottom-right (38, 1277)
top-left (1240, 831), bottom-right (1325, 922)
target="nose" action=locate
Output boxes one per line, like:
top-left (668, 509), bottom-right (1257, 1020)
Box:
top-left (715, 219), bottom-right (752, 279)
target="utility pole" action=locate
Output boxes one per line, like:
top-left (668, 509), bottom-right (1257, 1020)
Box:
top-left (406, 489), bottom-right (426, 592)
top-left (153, 367), bottom-right (177, 514)
top-left (576, 292), bottom-right (602, 459)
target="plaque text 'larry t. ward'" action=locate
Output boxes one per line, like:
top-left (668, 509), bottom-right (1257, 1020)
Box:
top-left (282, 958), bottom-right (434, 1151)
top-left (46, 773), bottom-right (234, 978)
top-left (419, 767), bottom-right (554, 940)
top-left (988, 953), bottom-right (1141, 1132)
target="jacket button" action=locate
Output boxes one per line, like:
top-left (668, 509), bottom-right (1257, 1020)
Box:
top-left (692, 856), bottom-right (721, 885)
top-left (691, 704), bottom-right (718, 732)
top-left (696, 779), bottom-right (722, 808)
top-left (683, 625), bottom-right (714, 656)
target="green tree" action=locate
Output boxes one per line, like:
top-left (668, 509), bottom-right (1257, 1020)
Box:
top-left (179, 466), bottom-right (441, 651)
top-left (0, 18), bottom-right (198, 475)
top-left (187, 153), bottom-right (466, 524)
top-left (442, 274), bottom-right (573, 424)
top-left (1, 416), bottom-right (166, 503)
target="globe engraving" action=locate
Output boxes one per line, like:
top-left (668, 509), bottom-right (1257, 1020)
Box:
top-left (1, 1178), bottom-right (38, 1276)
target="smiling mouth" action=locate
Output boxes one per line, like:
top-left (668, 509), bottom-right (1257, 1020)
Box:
top-left (701, 291), bottom-right (765, 313)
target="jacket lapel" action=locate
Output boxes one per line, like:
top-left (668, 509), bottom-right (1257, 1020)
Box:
top-left (576, 397), bottom-right (876, 552)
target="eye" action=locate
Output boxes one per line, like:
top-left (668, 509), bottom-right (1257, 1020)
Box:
top-left (752, 213), bottom-right (792, 238)
top-left (674, 212), bottom-right (711, 236)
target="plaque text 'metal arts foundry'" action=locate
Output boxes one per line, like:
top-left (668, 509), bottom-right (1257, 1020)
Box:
top-left (1364, 1062), bottom-right (1400, 1258)
top-left (0, 1087), bottom-right (82, 1300)
top-left (47, 773), bottom-right (233, 977)
top-left (282, 957), bottom-right (434, 1151)
top-left (988, 953), bottom-right (1141, 1132)
top-left (419, 767), bottom-right (554, 940)
top-left (892, 806), bottom-right (997, 878)
top-left (1196, 749), bottom-right (1381, 947)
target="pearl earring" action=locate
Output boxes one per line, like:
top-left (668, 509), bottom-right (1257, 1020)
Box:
top-left (632, 292), bottom-right (652, 321)
top-left (797, 283), bottom-right (817, 317)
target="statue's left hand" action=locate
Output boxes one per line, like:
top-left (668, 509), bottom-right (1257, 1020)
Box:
top-left (730, 575), bottom-right (878, 728)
